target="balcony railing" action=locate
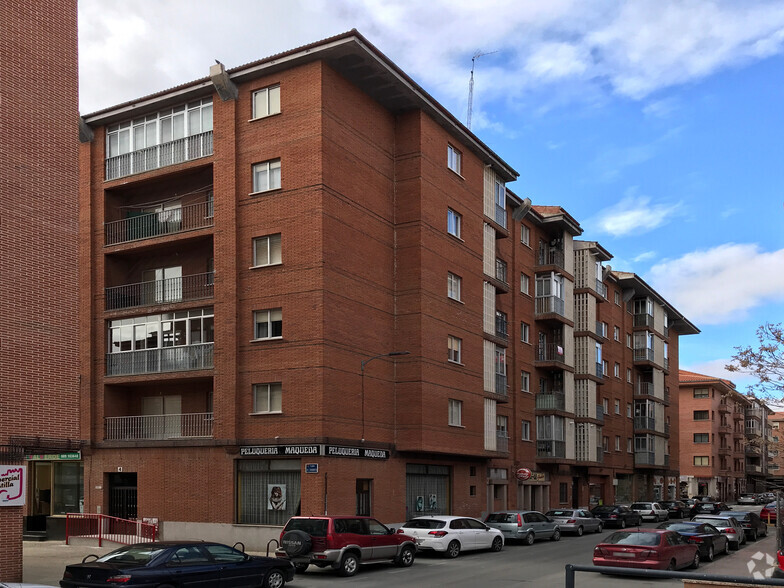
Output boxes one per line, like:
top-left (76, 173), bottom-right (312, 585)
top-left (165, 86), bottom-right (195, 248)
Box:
top-left (746, 426), bottom-right (761, 436)
top-left (536, 439), bottom-right (566, 458)
top-left (634, 416), bottom-right (656, 431)
top-left (496, 432), bottom-right (509, 453)
top-left (495, 374), bottom-right (508, 396)
top-left (536, 392), bottom-right (565, 411)
top-left (718, 402), bottom-right (731, 413)
top-left (595, 280), bottom-right (607, 299)
top-left (536, 344), bottom-right (567, 364)
top-left (106, 131), bottom-right (213, 181)
top-left (664, 358), bottom-right (669, 371)
top-left (535, 295), bottom-right (566, 317)
top-left (495, 204), bottom-right (507, 229)
top-left (105, 201), bottom-right (214, 246)
top-left (495, 315), bottom-right (508, 340)
top-left (105, 272), bottom-right (214, 311)
top-left (664, 454), bottom-right (670, 468)
top-left (596, 322), bottom-right (607, 338)
top-left (538, 249), bottom-right (565, 268)
top-left (633, 314), bottom-right (654, 328)
top-left (664, 422), bottom-right (670, 435)
top-left (635, 451), bottom-right (656, 465)
top-left (596, 405), bottom-right (604, 423)
top-left (106, 343), bottom-right (214, 376)
top-left (595, 448), bottom-right (604, 463)
top-left (637, 382), bottom-right (654, 397)
top-left (634, 348), bottom-right (655, 362)
top-left (595, 362), bottom-right (604, 378)
top-left (104, 412), bottom-right (213, 440)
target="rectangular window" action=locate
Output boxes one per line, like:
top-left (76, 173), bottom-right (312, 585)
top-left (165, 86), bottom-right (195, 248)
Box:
top-left (447, 208), bottom-right (462, 238)
top-left (252, 85), bottom-right (281, 119)
top-left (614, 290), bottom-right (621, 305)
top-left (521, 370), bottom-right (530, 393)
top-left (614, 399), bottom-right (620, 414)
top-left (693, 388), bottom-right (709, 398)
top-left (694, 456), bottom-right (709, 466)
top-left (693, 433), bottom-right (710, 443)
top-left (447, 144), bottom-right (462, 174)
top-left (602, 398), bottom-right (609, 413)
top-left (602, 360), bottom-right (609, 376)
top-left (615, 436), bottom-right (621, 451)
top-left (447, 272), bottom-right (462, 301)
top-left (559, 482), bottom-right (568, 503)
top-left (614, 363), bottom-right (620, 378)
top-left (627, 368), bottom-right (632, 383)
top-left (356, 479), bottom-right (371, 516)
top-left (521, 420), bottom-right (531, 441)
top-left (627, 438), bottom-right (633, 453)
top-left (520, 273), bottom-right (530, 295)
top-left (627, 403), bottom-right (632, 418)
top-left (626, 333), bottom-right (632, 348)
top-left (520, 322), bottom-right (530, 343)
top-left (253, 309), bottom-right (282, 340)
top-left (613, 326), bottom-right (620, 341)
top-left (252, 383), bottom-right (282, 413)
top-left (252, 234), bottom-right (282, 267)
top-left (693, 410), bottom-right (710, 421)
top-left (448, 335), bottom-right (462, 364)
top-left (520, 224), bottom-right (530, 246)
top-left (252, 159), bottom-right (281, 193)
top-left (448, 399), bottom-right (462, 426)
top-left (602, 436), bottom-right (609, 452)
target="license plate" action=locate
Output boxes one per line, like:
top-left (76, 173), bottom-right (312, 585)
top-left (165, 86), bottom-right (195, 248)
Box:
top-left (614, 552), bottom-right (636, 557)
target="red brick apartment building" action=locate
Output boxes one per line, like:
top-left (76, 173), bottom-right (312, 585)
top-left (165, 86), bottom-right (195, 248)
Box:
top-left (1, 1), bottom-right (80, 581)
top-left (679, 371), bottom-right (773, 499)
top-left (78, 30), bottom-right (697, 547)
top-left (769, 412), bottom-right (784, 487)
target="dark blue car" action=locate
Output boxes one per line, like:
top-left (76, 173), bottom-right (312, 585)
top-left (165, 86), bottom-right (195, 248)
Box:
top-left (60, 541), bottom-right (294, 588)
top-left (656, 521), bottom-right (730, 562)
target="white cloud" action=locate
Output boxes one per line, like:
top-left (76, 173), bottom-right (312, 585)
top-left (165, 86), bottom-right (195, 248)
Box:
top-left (647, 243), bottom-right (784, 325)
top-left (681, 358), bottom-right (758, 393)
top-left (633, 251), bottom-right (657, 263)
top-left (643, 97), bottom-right (679, 119)
top-left (588, 190), bottom-right (683, 237)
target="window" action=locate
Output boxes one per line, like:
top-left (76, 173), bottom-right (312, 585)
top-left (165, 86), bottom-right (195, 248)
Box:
top-left (521, 420), bottom-right (531, 441)
top-left (614, 399), bottom-right (621, 414)
top-left (252, 159), bottom-right (281, 193)
top-left (253, 309), bottom-right (282, 340)
top-left (627, 403), bottom-right (632, 418)
top-left (521, 370), bottom-right (530, 393)
top-left (447, 208), bottom-right (462, 238)
top-left (615, 436), bottom-right (621, 451)
top-left (613, 326), bottom-right (620, 341)
top-left (602, 360), bottom-right (609, 376)
top-left (602, 436), bottom-right (609, 452)
top-left (627, 438), bottom-right (633, 453)
top-left (626, 333), bottom-right (632, 348)
top-left (627, 368), bottom-right (632, 383)
top-left (252, 234), bottom-right (282, 267)
top-left (448, 335), bottom-right (462, 364)
top-left (447, 144), bottom-right (461, 174)
top-left (252, 383), bottom-right (282, 413)
top-left (252, 85), bottom-right (281, 119)
top-left (602, 398), bottom-right (609, 413)
top-left (694, 456), bottom-right (709, 466)
top-left (108, 307), bottom-right (214, 356)
top-left (448, 399), bottom-right (462, 426)
top-left (693, 410), bottom-right (709, 421)
top-left (520, 273), bottom-right (530, 295)
top-left (520, 322), bottom-right (530, 343)
top-left (693, 388), bottom-right (709, 398)
top-left (614, 290), bottom-right (621, 305)
top-left (520, 224), bottom-right (530, 246)
top-left (559, 482), bottom-right (568, 503)
top-left (469, 486), bottom-right (476, 496)
top-left (494, 180), bottom-right (506, 228)
top-left (599, 322), bottom-right (608, 337)
top-left (356, 479), bottom-right (371, 516)
top-left (694, 433), bottom-right (710, 443)
top-left (447, 272), bottom-right (462, 301)
top-left (469, 466), bottom-right (476, 476)
top-left (614, 362), bottom-right (620, 378)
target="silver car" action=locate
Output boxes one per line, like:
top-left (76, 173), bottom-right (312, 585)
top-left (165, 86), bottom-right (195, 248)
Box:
top-left (485, 510), bottom-right (560, 545)
top-left (545, 508), bottom-right (603, 536)
top-left (692, 515), bottom-right (746, 549)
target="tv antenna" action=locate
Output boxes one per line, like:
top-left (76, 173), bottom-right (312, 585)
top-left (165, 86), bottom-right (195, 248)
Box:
top-left (467, 50), bottom-right (497, 130)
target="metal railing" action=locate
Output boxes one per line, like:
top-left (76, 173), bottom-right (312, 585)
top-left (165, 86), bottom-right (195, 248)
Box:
top-left (634, 450), bottom-right (656, 465)
top-left (106, 131), bottom-right (213, 180)
top-left (105, 272), bottom-right (214, 310)
top-left (496, 432), bottom-right (509, 453)
top-left (495, 259), bottom-right (508, 284)
top-left (595, 362), bottom-right (604, 378)
top-left (536, 439), bottom-right (566, 458)
top-left (596, 405), bottom-right (604, 423)
top-left (66, 513), bottom-right (158, 547)
top-left (104, 412), bottom-right (213, 440)
top-left (105, 200), bottom-right (214, 245)
top-left (536, 392), bottom-right (565, 411)
top-left (536, 343), bottom-right (567, 364)
top-left (595, 321), bottom-right (607, 338)
top-left (106, 343), bottom-right (214, 376)
top-left (494, 204), bottom-right (506, 229)
top-left (633, 348), bottom-right (655, 362)
top-left (537, 249), bottom-right (565, 268)
top-left (633, 313), bottom-right (654, 327)
top-left (535, 295), bottom-right (566, 316)
top-left (595, 279), bottom-right (607, 298)
top-left (495, 374), bottom-right (507, 396)
top-left (637, 381), bottom-right (654, 396)
top-left (634, 416), bottom-right (656, 431)
top-left (495, 314), bottom-right (508, 340)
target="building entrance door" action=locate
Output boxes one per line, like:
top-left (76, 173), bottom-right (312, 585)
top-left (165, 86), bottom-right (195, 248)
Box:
top-left (108, 472), bottom-right (137, 520)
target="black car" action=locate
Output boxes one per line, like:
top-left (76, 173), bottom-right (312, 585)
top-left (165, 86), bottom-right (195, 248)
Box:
top-left (60, 541), bottom-right (294, 588)
top-left (657, 521), bottom-right (730, 562)
top-left (660, 500), bottom-right (689, 519)
top-left (591, 505), bottom-right (642, 528)
top-left (719, 510), bottom-right (768, 541)
top-left (692, 502), bottom-right (730, 515)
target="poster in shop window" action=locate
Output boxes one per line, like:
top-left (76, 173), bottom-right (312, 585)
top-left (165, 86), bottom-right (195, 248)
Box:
top-left (268, 484), bottom-right (286, 510)
top-left (0, 465), bottom-right (26, 507)
top-left (429, 494), bottom-right (438, 511)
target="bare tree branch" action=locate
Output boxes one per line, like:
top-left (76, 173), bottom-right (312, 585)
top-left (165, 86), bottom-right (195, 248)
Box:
top-left (726, 323), bottom-right (784, 402)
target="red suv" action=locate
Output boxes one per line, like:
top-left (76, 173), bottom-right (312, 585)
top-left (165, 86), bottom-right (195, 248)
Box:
top-left (276, 516), bottom-right (417, 577)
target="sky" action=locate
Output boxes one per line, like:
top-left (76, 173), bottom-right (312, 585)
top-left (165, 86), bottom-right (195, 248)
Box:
top-left (78, 0), bottom-right (784, 398)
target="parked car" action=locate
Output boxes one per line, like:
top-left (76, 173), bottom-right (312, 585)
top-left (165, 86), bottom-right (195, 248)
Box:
top-left (762, 492), bottom-right (776, 502)
top-left (773, 548), bottom-right (784, 578)
top-left (398, 515), bottom-right (504, 558)
top-left (691, 515), bottom-right (746, 549)
top-left (737, 493), bottom-right (758, 505)
top-left (660, 500), bottom-right (689, 519)
top-left (60, 541), bottom-right (295, 588)
top-left (656, 521), bottom-right (730, 562)
top-left (720, 510), bottom-right (768, 541)
top-left (692, 501), bottom-right (730, 515)
top-left (591, 505), bottom-right (642, 528)
top-left (545, 508), bottom-right (603, 536)
top-left (276, 516), bottom-right (416, 576)
top-left (2, 584), bottom-right (60, 588)
top-left (485, 510), bottom-right (560, 544)
top-left (692, 495), bottom-right (713, 502)
top-left (630, 502), bottom-right (669, 522)
top-left (761, 501), bottom-right (782, 524)
top-left (592, 529), bottom-right (700, 571)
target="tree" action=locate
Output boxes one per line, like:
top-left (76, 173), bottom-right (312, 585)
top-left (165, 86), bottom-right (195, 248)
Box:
top-left (726, 323), bottom-right (784, 401)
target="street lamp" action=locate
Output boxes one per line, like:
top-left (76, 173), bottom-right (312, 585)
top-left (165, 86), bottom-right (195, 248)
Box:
top-left (361, 351), bottom-right (410, 442)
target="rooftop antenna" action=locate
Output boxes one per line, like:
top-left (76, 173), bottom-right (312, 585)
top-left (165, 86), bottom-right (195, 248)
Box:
top-left (467, 50), bottom-right (497, 130)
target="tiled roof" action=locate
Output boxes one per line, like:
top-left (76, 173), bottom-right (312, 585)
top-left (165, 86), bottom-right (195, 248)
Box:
top-left (679, 369), bottom-right (735, 389)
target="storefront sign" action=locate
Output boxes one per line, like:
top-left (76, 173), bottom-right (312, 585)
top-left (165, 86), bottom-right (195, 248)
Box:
top-left (516, 468), bottom-right (532, 481)
top-left (305, 463), bottom-right (318, 474)
top-left (529, 472), bottom-right (546, 482)
top-left (25, 452), bottom-right (81, 461)
top-left (240, 445), bottom-right (320, 457)
top-left (0, 465), bottom-right (26, 506)
top-left (325, 445), bottom-right (389, 459)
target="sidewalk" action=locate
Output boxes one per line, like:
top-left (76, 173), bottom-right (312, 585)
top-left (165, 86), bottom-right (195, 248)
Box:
top-left (23, 541), bottom-right (115, 586)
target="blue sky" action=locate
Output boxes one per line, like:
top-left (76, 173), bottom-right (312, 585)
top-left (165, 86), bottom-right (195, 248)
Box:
top-left (78, 0), bottom-right (784, 396)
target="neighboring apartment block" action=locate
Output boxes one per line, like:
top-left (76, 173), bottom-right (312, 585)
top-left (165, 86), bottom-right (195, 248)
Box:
top-left (77, 31), bottom-right (697, 547)
top-left (768, 412), bottom-right (784, 486)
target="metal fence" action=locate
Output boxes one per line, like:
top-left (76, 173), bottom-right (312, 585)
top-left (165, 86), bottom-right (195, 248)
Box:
top-left (106, 343), bottom-right (214, 376)
top-left (565, 563), bottom-right (784, 587)
top-left (105, 272), bottom-right (214, 310)
top-left (105, 200), bottom-right (214, 245)
top-left (104, 412), bottom-right (213, 440)
top-left (106, 131), bottom-right (213, 180)
top-left (66, 513), bottom-right (158, 547)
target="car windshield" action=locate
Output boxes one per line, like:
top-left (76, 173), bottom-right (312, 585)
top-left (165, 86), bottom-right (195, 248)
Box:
top-left (720, 511), bottom-right (745, 518)
top-left (693, 517), bottom-right (727, 526)
top-left (604, 532), bottom-right (660, 546)
top-left (403, 519), bottom-right (446, 529)
top-left (661, 523), bottom-right (697, 532)
top-left (546, 510), bottom-right (572, 517)
top-left (284, 518), bottom-right (329, 537)
top-left (486, 513), bottom-right (518, 523)
top-left (97, 544), bottom-right (168, 564)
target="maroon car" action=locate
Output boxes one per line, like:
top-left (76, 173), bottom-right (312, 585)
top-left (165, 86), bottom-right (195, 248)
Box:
top-left (593, 529), bottom-right (700, 571)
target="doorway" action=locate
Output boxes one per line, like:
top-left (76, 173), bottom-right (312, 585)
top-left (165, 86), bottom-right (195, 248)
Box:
top-left (108, 472), bottom-right (137, 520)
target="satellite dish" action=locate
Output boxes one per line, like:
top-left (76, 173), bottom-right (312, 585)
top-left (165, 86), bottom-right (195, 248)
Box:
top-left (512, 197), bottom-right (532, 221)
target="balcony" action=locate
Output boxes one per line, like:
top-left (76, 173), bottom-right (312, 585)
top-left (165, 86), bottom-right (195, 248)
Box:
top-left (537, 249), bottom-right (565, 269)
top-left (634, 348), bottom-right (655, 362)
top-left (536, 439), bottom-right (566, 458)
top-left (106, 343), bottom-right (214, 376)
top-left (595, 280), bottom-right (607, 299)
top-left (664, 422), bottom-right (670, 435)
top-left (496, 432), bottom-right (509, 453)
top-left (718, 446), bottom-right (731, 456)
top-left (634, 416), bottom-right (656, 431)
top-left (495, 259), bottom-right (508, 286)
top-left (733, 409), bottom-right (744, 420)
top-left (748, 464), bottom-right (763, 474)
top-left (637, 382), bottom-right (655, 397)
top-left (105, 201), bottom-right (214, 246)
top-left (595, 362), bottom-right (604, 379)
top-left (596, 405), bottom-right (604, 423)
top-left (595, 448), bottom-right (604, 463)
top-left (535, 392), bottom-right (565, 411)
top-left (495, 374), bottom-right (508, 397)
top-left (104, 412), bottom-right (213, 440)
top-left (596, 322), bottom-right (608, 339)
top-left (635, 451), bottom-right (656, 466)
top-left (663, 358), bottom-right (669, 371)
top-left (495, 315), bottom-right (508, 341)
top-left (634, 313), bottom-right (654, 328)
top-left (495, 204), bottom-right (507, 229)
top-left (718, 402), bottom-right (731, 414)
top-left (536, 344), bottom-right (567, 365)
top-left (746, 426), bottom-right (761, 437)
top-left (535, 295), bottom-right (566, 317)
top-left (106, 131), bottom-right (213, 181)
top-left (105, 272), bottom-right (214, 311)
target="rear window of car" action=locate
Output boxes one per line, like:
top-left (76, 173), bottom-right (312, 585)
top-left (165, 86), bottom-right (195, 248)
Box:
top-left (605, 532), bottom-right (661, 546)
top-left (284, 518), bottom-right (329, 537)
top-left (486, 513), bottom-right (517, 523)
top-left (592, 506), bottom-right (615, 513)
top-left (663, 523), bottom-right (698, 532)
top-left (631, 503), bottom-right (650, 509)
top-left (546, 510), bottom-right (572, 517)
top-left (402, 519), bottom-right (446, 529)
top-left (693, 517), bottom-right (727, 525)
top-left (720, 511), bottom-right (745, 519)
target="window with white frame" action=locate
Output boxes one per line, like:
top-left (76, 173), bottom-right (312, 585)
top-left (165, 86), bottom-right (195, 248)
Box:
top-left (614, 362), bottom-right (620, 378)
top-left (627, 438), bottom-right (633, 453)
top-left (615, 436), bottom-right (621, 451)
top-left (521, 370), bottom-right (530, 393)
top-left (252, 383), bottom-right (282, 413)
top-left (521, 419), bottom-right (531, 441)
top-left (252, 234), bottom-right (282, 267)
top-left (626, 333), bottom-right (632, 348)
top-left (613, 325), bottom-right (620, 341)
top-left (694, 456), bottom-right (709, 466)
top-left (627, 403), bottom-right (632, 418)
top-left (520, 224), bottom-right (530, 246)
top-left (252, 85), bottom-right (281, 119)
top-left (252, 159), bottom-right (281, 193)
top-left (448, 335), bottom-right (462, 363)
top-left (448, 399), bottom-right (462, 426)
top-left (602, 397), bottom-right (609, 413)
top-left (447, 208), bottom-right (462, 238)
top-left (602, 436), bottom-right (609, 452)
top-left (614, 399), bottom-right (620, 414)
top-left (447, 272), bottom-right (462, 301)
top-left (520, 272), bottom-right (530, 295)
top-left (447, 144), bottom-right (462, 174)
top-left (253, 309), bottom-right (282, 340)
top-left (520, 322), bottom-right (530, 343)
top-left (614, 290), bottom-right (621, 305)
top-left (627, 368), bottom-right (632, 383)
top-left (108, 307), bottom-right (214, 354)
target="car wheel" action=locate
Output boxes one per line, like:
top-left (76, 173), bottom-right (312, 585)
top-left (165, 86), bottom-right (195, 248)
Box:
top-left (265, 569), bottom-right (286, 588)
top-left (550, 529), bottom-right (561, 542)
top-left (741, 533), bottom-right (747, 545)
top-left (664, 513), bottom-right (670, 521)
top-left (690, 551), bottom-right (700, 570)
top-left (620, 519), bottom-right (627, 529)
top-left (396, 545), bottom-right (415, 567)
top-left (524, 532), bottom-right (535, 545)
top-left (445, 540), bottom-right (461, 558)
top-left (337, 553), bottom-right (359, 577)
top-left (731, 540), bottom-right (740, 550)
top-left (706, 545), bottom-right (715, 562)
top-left (596, 523), bottom-right (603, 533)
top-left (491, 536), bottom-right (503, 552)
top-left (667, 559), bottom-right (676, 570)
top-left (723, 539), bottom-right (730, 555)
top-left (575, 526), bottom-right (583, 536)
top-left (762, 526), bottom-right (768, 537)
top-left (294, 563), bottom-right (309, 573)
top-left (751, 530), bottom-right (758, 541)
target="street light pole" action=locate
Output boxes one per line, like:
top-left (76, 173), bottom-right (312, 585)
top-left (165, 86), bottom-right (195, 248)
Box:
top-left (361, 351), bottom-right (410, 442)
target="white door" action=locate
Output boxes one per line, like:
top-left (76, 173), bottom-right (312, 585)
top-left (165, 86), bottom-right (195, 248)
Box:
top-left (142, 395), bottom-right (181, 438)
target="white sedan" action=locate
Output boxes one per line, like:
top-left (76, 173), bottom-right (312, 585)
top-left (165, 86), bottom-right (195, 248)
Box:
top-left (397, 515), bottom-right (504, 558)
top-left (630, 501), bottom-right (669, 522)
